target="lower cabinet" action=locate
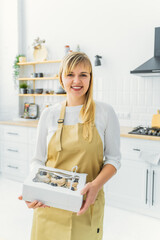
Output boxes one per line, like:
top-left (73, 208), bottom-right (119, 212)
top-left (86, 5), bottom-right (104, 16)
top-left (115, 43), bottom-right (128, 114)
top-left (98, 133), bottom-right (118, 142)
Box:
top-left (0, 124), bottom-right (37, 182)
top-left (149, 165), bottom-right (160, 218)
top-left (105, 137), bottom-right (160, 219)
top-left (105, 159), bottom-right (148, 211)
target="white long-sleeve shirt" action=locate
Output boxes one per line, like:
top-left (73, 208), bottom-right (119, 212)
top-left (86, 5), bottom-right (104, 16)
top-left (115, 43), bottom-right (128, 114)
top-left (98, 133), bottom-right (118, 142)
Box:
top-left (31, 100), bottom-right (121, 172)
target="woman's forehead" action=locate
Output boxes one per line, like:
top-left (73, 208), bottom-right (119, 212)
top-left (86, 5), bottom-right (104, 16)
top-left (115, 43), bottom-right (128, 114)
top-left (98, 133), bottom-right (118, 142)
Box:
top-left (68, 62), bottom-right (91, 73)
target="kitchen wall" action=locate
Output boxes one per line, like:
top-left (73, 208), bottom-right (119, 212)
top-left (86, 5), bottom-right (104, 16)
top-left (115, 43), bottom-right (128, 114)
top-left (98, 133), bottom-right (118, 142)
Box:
top-left (0, 0), bottom-right (19, 120)
top-left (1, 0), bottom-right (160, 126)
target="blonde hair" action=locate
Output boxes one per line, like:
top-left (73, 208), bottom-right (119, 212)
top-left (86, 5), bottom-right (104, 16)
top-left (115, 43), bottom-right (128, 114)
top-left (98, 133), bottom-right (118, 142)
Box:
top-left (59, 52), bottom-right (95, 142)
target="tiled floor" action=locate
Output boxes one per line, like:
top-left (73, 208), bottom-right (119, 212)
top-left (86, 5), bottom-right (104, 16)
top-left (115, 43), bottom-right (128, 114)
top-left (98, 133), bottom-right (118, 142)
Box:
top-left (0, 174), bottom-right (160, 240)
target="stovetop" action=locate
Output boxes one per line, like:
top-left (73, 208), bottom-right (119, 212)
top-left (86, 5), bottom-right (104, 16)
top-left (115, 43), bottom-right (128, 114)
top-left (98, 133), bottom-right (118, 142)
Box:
top-left (128, 126), bottom-right (160, 136)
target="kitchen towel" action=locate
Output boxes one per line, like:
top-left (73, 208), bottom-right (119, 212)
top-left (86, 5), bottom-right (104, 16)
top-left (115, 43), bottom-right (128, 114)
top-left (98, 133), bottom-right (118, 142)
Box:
top-left (139, 151), bottom-right (160, 165)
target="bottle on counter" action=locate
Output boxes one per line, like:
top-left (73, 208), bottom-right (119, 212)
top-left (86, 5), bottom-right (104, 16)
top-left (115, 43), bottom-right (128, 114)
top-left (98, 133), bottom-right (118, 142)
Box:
top-left (76, 44), bottom-right (80, 52)
top-left (64, 45), bottom-right (70, 55)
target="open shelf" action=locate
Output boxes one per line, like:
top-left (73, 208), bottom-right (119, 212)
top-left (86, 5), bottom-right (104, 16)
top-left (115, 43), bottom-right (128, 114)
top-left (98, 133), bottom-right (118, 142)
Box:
top-left (17, 60), bottom-right (61, 65)
top-left (18, 77), bottom-right (59, 80)
top-left (19, 94), bottom-right (66, 96)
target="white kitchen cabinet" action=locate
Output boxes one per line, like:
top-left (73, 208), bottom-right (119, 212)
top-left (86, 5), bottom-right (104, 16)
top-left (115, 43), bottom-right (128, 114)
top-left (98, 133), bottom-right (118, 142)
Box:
top-left (105, 159), bottom-right (149, 212)
top-left (28, 127), bottom-right (37, 168)
top-left (149, 166), bottom-right (160, 218)
top-left (105, 137), bottom-right (160, 219)
top-left (0, 124), bottom-right (37, 182)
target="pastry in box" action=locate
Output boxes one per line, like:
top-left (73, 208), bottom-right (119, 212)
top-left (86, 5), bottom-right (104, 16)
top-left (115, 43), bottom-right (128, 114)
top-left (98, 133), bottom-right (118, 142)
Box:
top-left (22, 166), bottom-right (87, 212)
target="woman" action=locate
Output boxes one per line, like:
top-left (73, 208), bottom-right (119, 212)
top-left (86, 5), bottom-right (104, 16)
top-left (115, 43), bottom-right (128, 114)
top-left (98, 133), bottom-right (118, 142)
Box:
top-left (19, 52), bottom-right (121, 240)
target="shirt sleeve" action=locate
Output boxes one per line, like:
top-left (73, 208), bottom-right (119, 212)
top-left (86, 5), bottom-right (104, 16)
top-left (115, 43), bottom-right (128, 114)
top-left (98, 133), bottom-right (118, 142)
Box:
top-left (30, 108), bottom-right (49, 172)
top-left (103, 104), bottom-right (121, 171)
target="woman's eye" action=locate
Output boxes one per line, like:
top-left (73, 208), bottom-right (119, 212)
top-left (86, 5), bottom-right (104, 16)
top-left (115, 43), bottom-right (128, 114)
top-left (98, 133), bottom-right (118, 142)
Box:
top-left (81, 74), bottom-right (87, 77)
top-left (67, 74), bottom-right (73, 76)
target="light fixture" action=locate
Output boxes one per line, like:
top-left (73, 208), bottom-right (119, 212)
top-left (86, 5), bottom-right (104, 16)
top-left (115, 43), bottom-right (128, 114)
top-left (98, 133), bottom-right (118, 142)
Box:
top-left (95, 55), bottom-right (102, 66)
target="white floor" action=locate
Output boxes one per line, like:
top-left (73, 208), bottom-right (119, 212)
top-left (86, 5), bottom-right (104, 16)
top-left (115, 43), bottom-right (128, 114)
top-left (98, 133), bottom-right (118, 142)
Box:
top-left (0, 175), bottom-right (160, 240)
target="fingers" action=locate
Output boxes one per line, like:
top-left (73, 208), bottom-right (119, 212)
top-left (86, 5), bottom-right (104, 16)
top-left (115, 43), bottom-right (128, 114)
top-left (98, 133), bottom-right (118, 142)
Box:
top-left (18, 195), bottom-right (23, 200)
top-left (81, 183), bottom-right (90, 195)
top-left (18, 196), bottom-right (50, 209)
top-left (77, 198), bottom-right (91, 216)
top-left (26, 200), bottom-right (38, 208)
top-left (33, 201), bottom-right (44, 209)
top-left (27, 200), bottom-right (47, 209)
top-left (77, 182), bottom-right (99, 216)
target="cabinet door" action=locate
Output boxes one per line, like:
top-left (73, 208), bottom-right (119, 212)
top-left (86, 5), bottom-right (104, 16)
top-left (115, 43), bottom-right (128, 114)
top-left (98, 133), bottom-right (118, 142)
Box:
top-left (3, 125), bottom-right (28, 143)
top-left (149, 166), bottom-right (160, 218)
top-left (104, 159), bottom-right (149, 211)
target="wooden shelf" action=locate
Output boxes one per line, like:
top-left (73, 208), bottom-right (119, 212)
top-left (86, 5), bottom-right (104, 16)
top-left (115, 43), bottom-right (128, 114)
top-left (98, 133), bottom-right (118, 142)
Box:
top-left (19, 94), bottom-right (66, 96)
top-left (17, 60), bottom-right (61, 66)
top-left (18, 77), bottom-right (59, 81)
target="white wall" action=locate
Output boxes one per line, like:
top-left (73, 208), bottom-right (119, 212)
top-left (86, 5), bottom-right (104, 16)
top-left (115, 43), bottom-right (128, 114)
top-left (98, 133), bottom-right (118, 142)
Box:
top-left (0, 0), bottom-right (19, 120)
top-left (1, 0), bottom-right (160, 126)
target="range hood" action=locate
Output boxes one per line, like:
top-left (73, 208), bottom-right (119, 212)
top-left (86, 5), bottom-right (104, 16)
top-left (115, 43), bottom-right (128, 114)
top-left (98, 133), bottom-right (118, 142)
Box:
top-left (130, 27), bottom-right (160, 77)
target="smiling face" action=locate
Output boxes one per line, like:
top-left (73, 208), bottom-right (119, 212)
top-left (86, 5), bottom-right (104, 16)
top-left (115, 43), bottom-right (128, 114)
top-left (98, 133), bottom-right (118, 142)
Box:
top-left (62, 63), bottom-right (91, 106)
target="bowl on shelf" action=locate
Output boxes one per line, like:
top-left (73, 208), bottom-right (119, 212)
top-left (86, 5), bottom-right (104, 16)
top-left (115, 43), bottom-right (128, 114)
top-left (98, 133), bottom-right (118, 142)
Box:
top-left (35, 88), bottom-right (43, 94)
top-left (27, 89), bottom-right (34, 94)
top-left (54, 86), bottom-right (66, 94)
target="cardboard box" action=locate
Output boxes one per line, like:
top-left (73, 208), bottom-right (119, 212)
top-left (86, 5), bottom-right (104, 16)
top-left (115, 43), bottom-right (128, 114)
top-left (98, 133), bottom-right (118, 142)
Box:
top-left (22, 166), bottom-right (87, 212)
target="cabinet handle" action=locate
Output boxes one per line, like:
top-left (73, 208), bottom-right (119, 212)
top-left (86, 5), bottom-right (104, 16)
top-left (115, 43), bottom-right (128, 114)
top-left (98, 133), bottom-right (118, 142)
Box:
top-left (152, 170), bottom-right (155, 206)
top-left (145, 169), bottom-right (149, 204)
top-left (7, 165), bottom-right (18, 169)
top-left (7, 148), bottom-right (18, 153)
top-left (133, 148), bottom-right (140, 151)
top-left (7, 132), bottom-right (18, 136)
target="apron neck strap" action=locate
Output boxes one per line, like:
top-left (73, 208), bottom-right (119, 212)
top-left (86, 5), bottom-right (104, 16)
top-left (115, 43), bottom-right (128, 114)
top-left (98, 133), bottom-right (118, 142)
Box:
top-left (56, 100), bottom-right (67, 152)
top-left (57, 100), bottom-right (67, 126)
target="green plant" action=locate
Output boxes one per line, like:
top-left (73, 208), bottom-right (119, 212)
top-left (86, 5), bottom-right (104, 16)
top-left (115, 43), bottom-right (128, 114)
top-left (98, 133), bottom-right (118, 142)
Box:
top-left (13, 54), bottom-right (25, 89)
top-left (19, 82), bottom-right (28, 88)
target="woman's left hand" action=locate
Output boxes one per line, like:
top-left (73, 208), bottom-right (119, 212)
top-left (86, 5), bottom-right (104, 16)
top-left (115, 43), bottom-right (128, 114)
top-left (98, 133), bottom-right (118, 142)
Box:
top-left (77, 182), bottom-right (99, 216)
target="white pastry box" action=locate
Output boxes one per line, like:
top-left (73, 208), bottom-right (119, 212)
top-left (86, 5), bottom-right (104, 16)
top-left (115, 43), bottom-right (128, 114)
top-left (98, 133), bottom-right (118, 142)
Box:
top-left (22, 166), bottom-right (87, 212)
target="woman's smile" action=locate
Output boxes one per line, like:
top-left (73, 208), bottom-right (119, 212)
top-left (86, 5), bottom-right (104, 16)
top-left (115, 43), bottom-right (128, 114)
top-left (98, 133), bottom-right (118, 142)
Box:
top-left (71, 86), bottom-right (83, 91)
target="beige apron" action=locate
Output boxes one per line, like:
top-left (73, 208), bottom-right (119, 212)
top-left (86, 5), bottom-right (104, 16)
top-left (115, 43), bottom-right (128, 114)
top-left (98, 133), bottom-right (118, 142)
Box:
top-left (31, 101), bottom-right (105, 240)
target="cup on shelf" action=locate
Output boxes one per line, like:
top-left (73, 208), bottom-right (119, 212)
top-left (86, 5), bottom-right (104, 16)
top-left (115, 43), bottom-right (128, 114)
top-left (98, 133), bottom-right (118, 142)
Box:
top-left (19, 56), bottom-right (26, 63)
top-left (37, 72), bottom-right (43, 77)
top-left (31, 73), bottom-right (38, 78)
top-left (20, 88), bottom-right (27, 94)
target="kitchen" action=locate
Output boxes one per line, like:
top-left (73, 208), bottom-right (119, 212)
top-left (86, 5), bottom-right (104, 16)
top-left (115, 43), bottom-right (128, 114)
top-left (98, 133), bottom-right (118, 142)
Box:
top-left (0, 0), bottom-right (160, 239)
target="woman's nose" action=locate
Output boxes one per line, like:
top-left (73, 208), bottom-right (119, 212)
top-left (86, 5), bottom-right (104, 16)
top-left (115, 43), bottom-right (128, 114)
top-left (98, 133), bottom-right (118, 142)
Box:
top-left (73, 75), bottom-right (81, 83)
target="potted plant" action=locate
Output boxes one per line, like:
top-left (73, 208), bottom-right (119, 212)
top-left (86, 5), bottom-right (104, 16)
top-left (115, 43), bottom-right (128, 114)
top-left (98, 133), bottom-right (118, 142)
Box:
top-left (13, 54), bottom-right (26, 89)
top-left (19, 82), bottom-right (28, 94)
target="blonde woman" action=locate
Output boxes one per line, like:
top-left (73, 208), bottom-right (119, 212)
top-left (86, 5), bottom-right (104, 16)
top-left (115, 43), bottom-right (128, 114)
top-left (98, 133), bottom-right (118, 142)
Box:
top-left (19, 52), bottom-right (121, 240)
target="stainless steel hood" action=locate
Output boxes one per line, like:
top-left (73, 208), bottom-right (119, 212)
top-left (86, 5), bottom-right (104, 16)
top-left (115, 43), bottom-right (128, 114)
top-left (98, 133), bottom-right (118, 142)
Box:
top-left (130, 27), bottom-right (160, 77)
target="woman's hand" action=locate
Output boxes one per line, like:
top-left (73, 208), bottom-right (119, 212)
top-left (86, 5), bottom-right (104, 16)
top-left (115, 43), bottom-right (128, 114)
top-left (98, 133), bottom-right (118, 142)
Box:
top-left (77, 182), bottom-right (100, 216)
top-left (18, 195), bottom-right (50, 209)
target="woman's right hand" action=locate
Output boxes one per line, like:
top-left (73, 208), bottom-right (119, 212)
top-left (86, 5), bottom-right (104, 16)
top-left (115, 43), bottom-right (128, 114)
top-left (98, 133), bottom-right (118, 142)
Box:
top-left (18, 195), bottom-right (50, 209)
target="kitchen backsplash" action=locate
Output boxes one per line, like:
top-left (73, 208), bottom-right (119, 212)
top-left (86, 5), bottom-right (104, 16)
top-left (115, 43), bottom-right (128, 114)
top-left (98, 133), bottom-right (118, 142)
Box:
top-left (93, 74), bottom-right (160, 127)
top-left (0, 65), bottom-right (160, 128)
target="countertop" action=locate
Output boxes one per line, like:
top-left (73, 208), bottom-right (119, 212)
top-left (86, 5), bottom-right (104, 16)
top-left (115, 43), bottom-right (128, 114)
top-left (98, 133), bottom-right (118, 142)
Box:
top-left (0, 121), bottom-right (160, 141)
top-left (120, 126), bottom-right (160, 141)
top-left (0, 120), bottom-right (38, 128)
